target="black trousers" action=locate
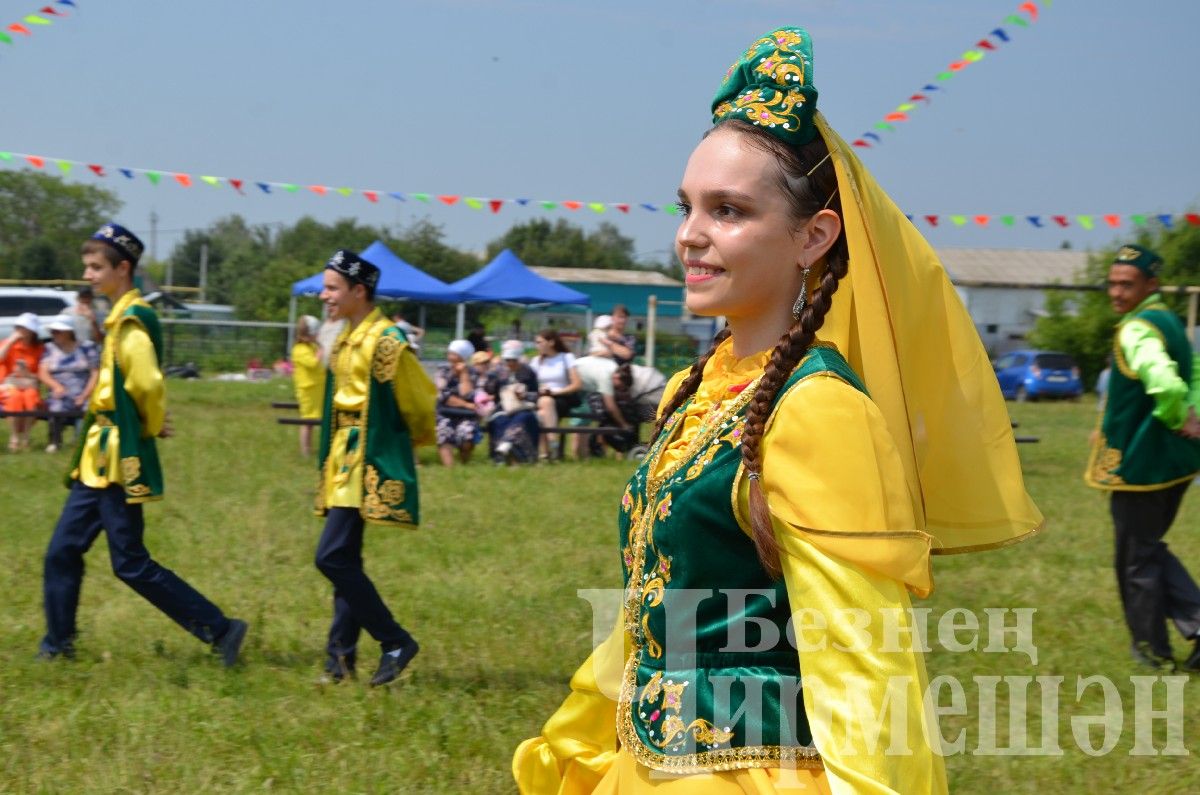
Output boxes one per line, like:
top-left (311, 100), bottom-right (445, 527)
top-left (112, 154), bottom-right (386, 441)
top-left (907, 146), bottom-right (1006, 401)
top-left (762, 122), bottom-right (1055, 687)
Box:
top-left (41, 482), bottom-right (231, 654)
top-left (315, 508), bottom-right (411, 666)
top-left (1111, 481), bottom-right (1200, 657)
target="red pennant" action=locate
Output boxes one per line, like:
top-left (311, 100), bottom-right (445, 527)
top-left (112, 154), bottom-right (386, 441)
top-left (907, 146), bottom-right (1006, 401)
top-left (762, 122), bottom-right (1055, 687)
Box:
top-left (852, 139), bottom-right (871, 148)
top-left (229, 178), bottom-right (244, 194)
top-left (1103, 214), bottom-right (1121, 227)
top-left (26, 155), bottom-right (45, 168)
top-left (884, 112), bottom-right (908, 123)
top-left (1185, 213), bottom-right (1200, 226)
top-left (909, 94), bottom-right (929, 103)
top-left (87, 164), bottom-right (105, 176)
top-left (438, 194), bottom-right (459, 205)
top-left (562, 200), bottom-right (582, 210)
top-left (309, 185), bottom-right (328, 196)
top-left (174, 173), bottom-right (192, 187)
top-left (615, 204), bottom-right (630, 214)
top-left (40, 5), bottom-right (63, 15)
top-left (1052, 215), bottom-right (1069, 227)
top-left (949, 61), bottom-right (968, 71)
top-left (974, 215), bottom-right (990, 226)
top-left (924, 215), bottom-right (939, 227)
top-left (488, 199), bottom-right (504, 214)
top-left (363, 190), bottom-right (378, 203)
top-left (1019, 2), bottom-right (1039, 21)
top-left (976, 39), bottom-right (996, 51)
top-left (8, 23), bottom-right (31, 36)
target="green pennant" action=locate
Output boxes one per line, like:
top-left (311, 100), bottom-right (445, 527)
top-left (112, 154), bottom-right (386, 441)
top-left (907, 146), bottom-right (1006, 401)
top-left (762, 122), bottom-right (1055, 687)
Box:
top-left (282, 183), bottom-right (299, 193)
top-left (0, 32), bottom-right (13, 45)
top-left (25, 14), bottom-right (51, 25)
top-left (1006, 14), bottom-right (1028, 27)
top-left (540, 201), bottom-right (557, 210)
top-left (464, 197), bottom-right (483, 209)
top-left (412, 193), bottom-right (431, 203)
top-left (1000, 215), bottom-right (1015, 227)
top-left (1130, 214), bottom-right (1147, 226)
top-left (146, 171), bottom-right (161, 185)
top-left (335, 187), bottom-right (352, 197)
top-left (950, 215), bottom-right (968, 227)
top-left (57, 160), bottom-right (71, 175)
top-left (663, 204), bottom-right (679, 216)
top-left (0, 152), bottom-right (11, 161)
top-left (897, 103), bottom-right (915, 112)
top-left (873, 122), bottom-right (894, 132)
top-left (588, 202), bottom-right (606, 213)
top-left (201, 175), bottom-right (220, 187)
top-left (1077, 215), bottom-right (1094, 230)
top-left (937, 71), bottom-right (954, 81)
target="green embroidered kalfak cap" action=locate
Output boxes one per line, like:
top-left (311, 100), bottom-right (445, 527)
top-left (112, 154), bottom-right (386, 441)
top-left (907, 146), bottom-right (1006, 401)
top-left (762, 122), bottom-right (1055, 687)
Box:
top-left (711, 27), bottom-right (819, 146)
top-left (1113, 244), bottom-right (1163, 278)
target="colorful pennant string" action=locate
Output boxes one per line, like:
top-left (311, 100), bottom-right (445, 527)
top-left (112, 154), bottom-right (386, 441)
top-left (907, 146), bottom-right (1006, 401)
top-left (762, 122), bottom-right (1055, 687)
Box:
top-left (851, 0), bottom-right (1050, 149)
top-left (0, 145), bottom-right (1193, 230)
top-left (1, 1), bottom-right (76, 48)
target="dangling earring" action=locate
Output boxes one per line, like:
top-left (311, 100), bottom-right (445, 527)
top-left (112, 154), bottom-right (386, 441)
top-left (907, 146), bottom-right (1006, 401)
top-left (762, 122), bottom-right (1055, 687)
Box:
top-left (792, 266), bottom-right (811, 320)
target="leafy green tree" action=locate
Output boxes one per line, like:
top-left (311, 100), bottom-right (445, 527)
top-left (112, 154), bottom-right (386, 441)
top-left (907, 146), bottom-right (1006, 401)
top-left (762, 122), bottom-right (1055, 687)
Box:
top-left (485, 219), bottom-right (642, 270)
top-left (0, 171), bottom-right (120, 280)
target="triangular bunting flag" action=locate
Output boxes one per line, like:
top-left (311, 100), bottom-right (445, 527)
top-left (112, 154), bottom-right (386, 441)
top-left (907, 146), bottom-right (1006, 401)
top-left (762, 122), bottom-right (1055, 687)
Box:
top-left (1130, 214), bottom-right (1146, 226)
top-left (201, 176), bottom-right (220, 187)
top-left (588, 202), bottom-right (606, 213)
top-left (56, 160), bottom-right (71, 174)
top-left (363, 190), bottom-right (378, 203)
top-left (229, 179), bottom-right (244, 194)
top-left (26, 155), bottom-right (44, 168)
top-left (950, 215), bottom-right (968, 226)
top-left (562, 200), bottom-right (583, 210)
top-left (615, 204), bottom-right (630, 214)
top-left (174, 173), bottom-right (192, 187)
top-left (1027, 215), bottom-right (1043, 227)
top-left (925, 215), bottom-right (939, 227)
top-left (146, 171), bottom-right (161, 185)
top-left (437, 195), bottom-right (459, 205)
top-left (1076, 215), bottom-right (1094, 229)
top-left (1051, 215), bottom-right (1069, 227)
top-left (87, 164), bottom-right (105, 176)
top-left (388, 192), bottom-right (406, 201)
top-left (540, 201), bottom-right (557, 210)
top-left (1103, 215), bottom-right (1121, 227)
top-left (1185, 214), bottom-right (1200, 226)
top-left (1157, 214), bottom-right (1173, 228)
top-left (973, 215), bottom-right (989, 226)
top-left (489, 199), bottom-right (504, 213)
top-left (412, 193), bottom-right (430, 203)
top-left (309, 185), bottom-right (328, 196)
top-left (24, 14), bottom-right (51, 25)
top-left (119, 168), bottom-right (134, 179)
top-left (1000, 215), bottom-right (1015, 227)
top-left (464, 197), bottom-right (483, 209)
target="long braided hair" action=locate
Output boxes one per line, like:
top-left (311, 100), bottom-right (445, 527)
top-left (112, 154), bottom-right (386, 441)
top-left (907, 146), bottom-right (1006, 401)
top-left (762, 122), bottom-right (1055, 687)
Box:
top-left (654, 119), bottom-right (851, 578)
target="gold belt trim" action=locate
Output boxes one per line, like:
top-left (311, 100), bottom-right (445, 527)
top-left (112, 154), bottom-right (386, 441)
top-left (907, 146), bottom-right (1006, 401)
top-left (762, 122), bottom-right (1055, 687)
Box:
top-left (335, 410), bottom-right (362, 429)
top-left (94, 413), bottom-right (115, 428)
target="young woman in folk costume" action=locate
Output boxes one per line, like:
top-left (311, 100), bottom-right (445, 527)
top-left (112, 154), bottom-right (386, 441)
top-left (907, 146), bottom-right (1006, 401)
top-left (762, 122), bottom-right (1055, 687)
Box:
top-left (513, 27), bottom-right (1042, 794)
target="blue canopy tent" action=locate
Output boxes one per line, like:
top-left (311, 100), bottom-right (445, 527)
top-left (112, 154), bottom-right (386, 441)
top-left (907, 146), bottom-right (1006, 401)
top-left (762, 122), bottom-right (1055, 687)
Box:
top-left (448, 248), bottom-right (591, 337)
top-left (287, 240), bottom-right (463, 347)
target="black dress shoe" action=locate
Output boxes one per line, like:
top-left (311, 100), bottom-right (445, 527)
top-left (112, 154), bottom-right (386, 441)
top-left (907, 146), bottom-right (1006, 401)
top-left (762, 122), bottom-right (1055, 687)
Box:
top-left (1131, 641), bottom-right (1177, 673)
top-left (321, 655), bottom-right (356, 684)
top-left (1183, 638), bottom-right (1200, 672)
top-left (369, 638), bottom-right (419, 687)
top-left (214, 619), bottom-right (248, 667)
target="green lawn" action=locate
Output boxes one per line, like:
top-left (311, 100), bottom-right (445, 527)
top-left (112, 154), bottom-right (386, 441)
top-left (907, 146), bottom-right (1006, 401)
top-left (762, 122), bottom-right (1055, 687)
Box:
top-left (1, 382), bottom-right (1198, 792)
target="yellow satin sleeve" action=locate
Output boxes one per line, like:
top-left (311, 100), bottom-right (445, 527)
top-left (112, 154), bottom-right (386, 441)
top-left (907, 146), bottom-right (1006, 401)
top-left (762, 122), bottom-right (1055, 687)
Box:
top-left (391, 345), bottom-right (437, 447)
top-left (777, 531), bottom-right (946, 795)
top-left (757, 373), bottom-right (933, 597)
top-left (78, 318), bottom-right (165, 489)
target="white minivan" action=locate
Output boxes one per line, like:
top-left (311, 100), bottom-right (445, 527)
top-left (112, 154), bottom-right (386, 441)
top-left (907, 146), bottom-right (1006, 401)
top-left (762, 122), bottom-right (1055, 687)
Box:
top-left (0, 287), bottom-right (78, 340)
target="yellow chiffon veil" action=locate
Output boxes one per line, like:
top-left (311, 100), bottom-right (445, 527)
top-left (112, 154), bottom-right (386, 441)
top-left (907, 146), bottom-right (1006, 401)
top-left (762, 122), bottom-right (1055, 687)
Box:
top-left (811, 112), bottom-right (1043, 554)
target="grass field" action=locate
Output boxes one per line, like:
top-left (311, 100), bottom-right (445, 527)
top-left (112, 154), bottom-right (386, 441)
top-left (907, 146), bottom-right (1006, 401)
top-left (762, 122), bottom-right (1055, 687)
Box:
top-left (1, 380), bottom-right (1198, 793)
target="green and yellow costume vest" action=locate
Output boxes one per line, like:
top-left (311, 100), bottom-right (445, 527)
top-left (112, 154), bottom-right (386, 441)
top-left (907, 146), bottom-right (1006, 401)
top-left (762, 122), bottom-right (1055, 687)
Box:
top-left (617, 346), bottom-right (865, 773)
top-left (1087, 300), bottom-right (1200, 490)
top-left (67, 301), bottom-right (165, 502)
top-left (315, 323), bottom-right (420, 526)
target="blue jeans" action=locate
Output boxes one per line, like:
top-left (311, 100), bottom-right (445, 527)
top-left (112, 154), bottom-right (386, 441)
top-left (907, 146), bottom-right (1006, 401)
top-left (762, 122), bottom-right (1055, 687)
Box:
top-left (41, 482), bottom-right (231, 654)
top-left (315, 508), bottom-right (412, 666)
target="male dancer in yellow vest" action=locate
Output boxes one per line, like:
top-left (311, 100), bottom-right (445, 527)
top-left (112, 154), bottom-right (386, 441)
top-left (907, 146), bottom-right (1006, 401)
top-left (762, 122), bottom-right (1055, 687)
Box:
top-left (315, 249), bottom-right (436, 686)
top-left (40, 223), bottom-right (247, 665)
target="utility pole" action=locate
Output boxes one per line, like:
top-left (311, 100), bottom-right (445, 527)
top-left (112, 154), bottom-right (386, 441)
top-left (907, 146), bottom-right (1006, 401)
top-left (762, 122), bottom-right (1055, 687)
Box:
top-left (152, 210), bottom-right (165, 287)
top-left (199, 243), bottom-right (209, 303)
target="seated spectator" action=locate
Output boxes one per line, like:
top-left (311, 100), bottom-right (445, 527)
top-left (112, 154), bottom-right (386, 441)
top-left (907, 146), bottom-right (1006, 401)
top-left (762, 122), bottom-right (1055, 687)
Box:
top-left (572, 345), bottom-right (631, 458)
top-left (531, 328), bottom-right (582, 460)
top-left (603, 304), bottom-right (638, 364)
top-left (436, 339), bottom-right (481, 466)
top-left (291, 315), bottom-right (326, 457)
top-left (485, 339), bottom-right (540, 464)
top-left (39, 317), bottom-right (99, 453)
top-left (71, 285), bottom-right (104, 343)
top-left (0, 313), bottom-right (46, 452)
top-left (614, 361), bottom-right (668, 424)
top-left (467, 324), bottom-right (489, 353)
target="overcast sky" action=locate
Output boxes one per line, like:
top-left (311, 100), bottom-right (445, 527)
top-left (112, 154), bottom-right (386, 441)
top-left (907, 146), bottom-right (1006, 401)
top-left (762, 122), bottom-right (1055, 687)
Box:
top-left (3, 0), bottom-right (1196, 266)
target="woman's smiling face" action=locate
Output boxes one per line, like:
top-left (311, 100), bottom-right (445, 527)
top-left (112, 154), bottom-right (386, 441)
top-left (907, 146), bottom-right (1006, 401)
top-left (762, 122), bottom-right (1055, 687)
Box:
top-left (674, 128), bottom-right (807, 323)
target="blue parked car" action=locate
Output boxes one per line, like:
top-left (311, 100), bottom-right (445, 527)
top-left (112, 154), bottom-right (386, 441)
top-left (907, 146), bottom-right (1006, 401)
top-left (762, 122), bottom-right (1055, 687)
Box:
top-left (992, 350), bottom-right (1083, 401)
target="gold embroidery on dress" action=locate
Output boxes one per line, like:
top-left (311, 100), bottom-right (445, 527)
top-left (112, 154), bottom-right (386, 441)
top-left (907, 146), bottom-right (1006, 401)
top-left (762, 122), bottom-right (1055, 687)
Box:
top-left (372, 335), bottom-right (400, 382)
top-left (1088, 432), bottom-right (1126, 486)
top-left (362, 464), bottom-right (411, 523)
top-left (120, 456), bottom-right (141, 483)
